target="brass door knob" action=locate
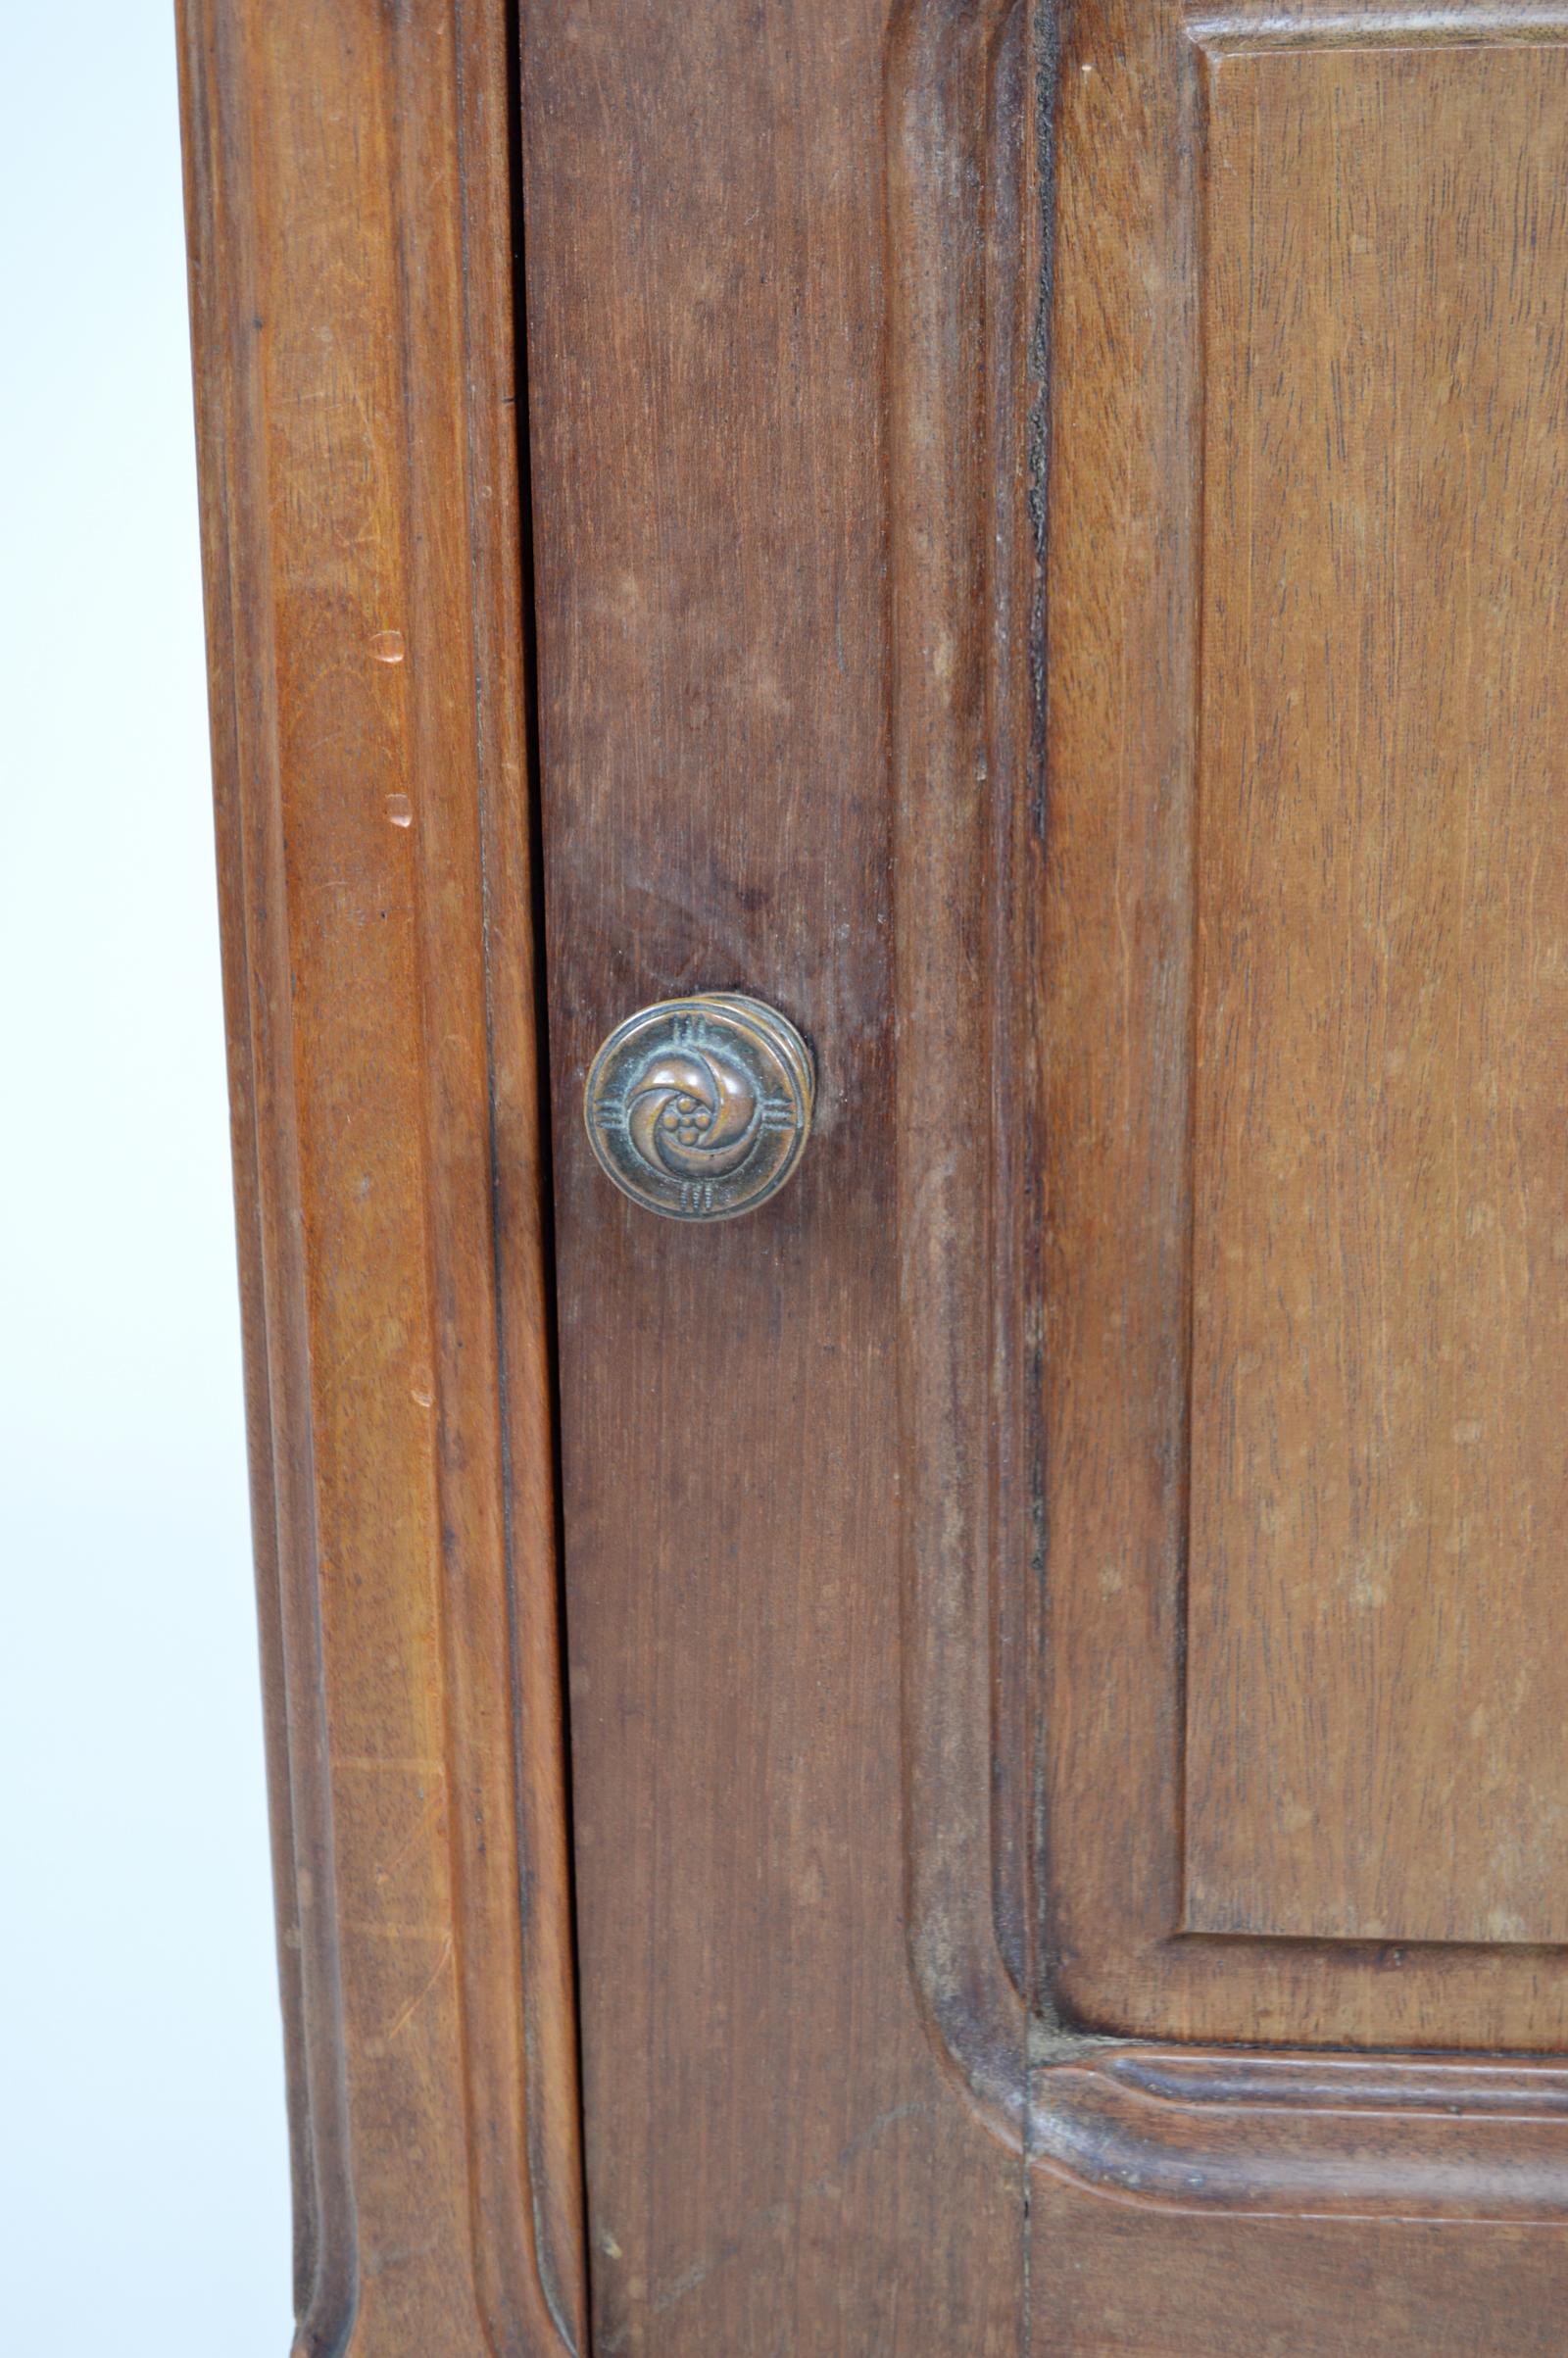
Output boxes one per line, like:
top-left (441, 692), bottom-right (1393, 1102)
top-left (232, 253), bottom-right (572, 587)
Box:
top-left (584, 994), bottom-right (814, 1220)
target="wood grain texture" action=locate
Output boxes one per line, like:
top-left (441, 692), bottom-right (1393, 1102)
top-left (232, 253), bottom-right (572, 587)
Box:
top-left (1038, 0), bottom-right (1568, 2052)
top-left (1184, 33), bottom-right (1568, 1949)
top-left (177, 1), bottom-right (584, 2348)
top-left (518, 0), bottom-right (1026, 2347)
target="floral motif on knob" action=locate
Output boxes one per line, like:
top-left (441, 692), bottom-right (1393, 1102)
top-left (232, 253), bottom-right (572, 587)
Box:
top-left (584, 995), bottom-right (814, 1221)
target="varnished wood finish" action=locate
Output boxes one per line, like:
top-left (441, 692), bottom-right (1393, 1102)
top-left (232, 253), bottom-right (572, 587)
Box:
top-left (1033, 2173), bottom-right (1568, 2358)
top-left (177, 1), bottom-right (584, 2349)
top-left (182, 0), bottom-right (1568, 2344)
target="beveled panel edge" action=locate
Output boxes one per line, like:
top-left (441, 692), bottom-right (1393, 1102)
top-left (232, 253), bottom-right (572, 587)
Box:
top-left (891, 0), bottom-right (1568, 2220)
top-left (176, 0), bottom-right (586, 2348)
top-left (1032, 2047), bottom-right (1568, 2220)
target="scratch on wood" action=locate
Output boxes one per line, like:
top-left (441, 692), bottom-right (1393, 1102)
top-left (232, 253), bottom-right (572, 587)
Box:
top-left (379, 1930), bottom-right (454, 2046)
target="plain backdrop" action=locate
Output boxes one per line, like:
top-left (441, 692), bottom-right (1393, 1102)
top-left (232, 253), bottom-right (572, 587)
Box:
top-left (0, 5), bottom-right (292, 2347)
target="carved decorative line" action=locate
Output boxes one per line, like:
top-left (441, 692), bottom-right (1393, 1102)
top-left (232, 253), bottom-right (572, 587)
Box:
top-left (1101, 2050), bottom-right (1568, 2114)
top-left (1032, 2048), bottom-right (1568, 2220)
top-left (1188, 1), bottom-right (1568, 53)
top-left (887, 0), bottom-right (1035, 2143)
top-left (453, 0), bottom-right (589, 2340)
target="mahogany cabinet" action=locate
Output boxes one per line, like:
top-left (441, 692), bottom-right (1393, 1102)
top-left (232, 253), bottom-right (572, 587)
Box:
top-left (178, 0), bottom-right (1568, 2347)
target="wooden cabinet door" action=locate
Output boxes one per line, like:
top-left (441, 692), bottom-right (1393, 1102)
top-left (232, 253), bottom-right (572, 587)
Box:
top-left (181, 0), bottom-right (1568, 2349)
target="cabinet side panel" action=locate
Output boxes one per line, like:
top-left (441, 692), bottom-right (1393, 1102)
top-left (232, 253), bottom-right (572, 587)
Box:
top-left (176, 2), bottom-right (585, 2349)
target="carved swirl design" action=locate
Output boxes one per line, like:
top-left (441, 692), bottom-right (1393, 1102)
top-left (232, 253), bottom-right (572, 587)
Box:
top-left (626, 1046), bottom-right (760, 1180)
top-left (584, 995), bottom-right (814, 1220)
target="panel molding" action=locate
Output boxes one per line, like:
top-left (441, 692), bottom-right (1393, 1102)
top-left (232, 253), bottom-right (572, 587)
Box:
top-left (1189, 1), bottom-right (1568, 51)
top-left (1032, 2049), bottom-right (1568, 2221)
top-left (176, 1), bottom-right (586, 2349)
top-left (890, 0), bottom-right (1568, 2220)
top-left (887, 0), bottom-right (1038, 2145)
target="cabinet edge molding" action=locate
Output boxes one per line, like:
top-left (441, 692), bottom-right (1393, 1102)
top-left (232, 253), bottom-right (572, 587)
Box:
top-left (175, 0), bottom-right (586, 2348)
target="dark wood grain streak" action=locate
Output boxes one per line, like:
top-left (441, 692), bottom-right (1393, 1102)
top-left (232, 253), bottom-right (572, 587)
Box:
top-left (177, 2), bottom-right (585, 2348)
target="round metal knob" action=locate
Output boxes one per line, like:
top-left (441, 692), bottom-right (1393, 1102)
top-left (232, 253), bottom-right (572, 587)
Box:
top-left (583, 994), bottom-right (814, 1221)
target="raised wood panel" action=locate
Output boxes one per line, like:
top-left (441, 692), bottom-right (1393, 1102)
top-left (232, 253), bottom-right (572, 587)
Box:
top-left (1038, 0), bottom-right (1568, 2049)
top-left (873, 4), bottom-right (1568, 2298)
top-left (1184, 36), bottom-right (1568, 1948)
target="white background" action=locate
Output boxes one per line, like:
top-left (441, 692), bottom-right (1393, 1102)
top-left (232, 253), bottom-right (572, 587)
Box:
top-left (0, 5), bottom-right (292, 2346)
